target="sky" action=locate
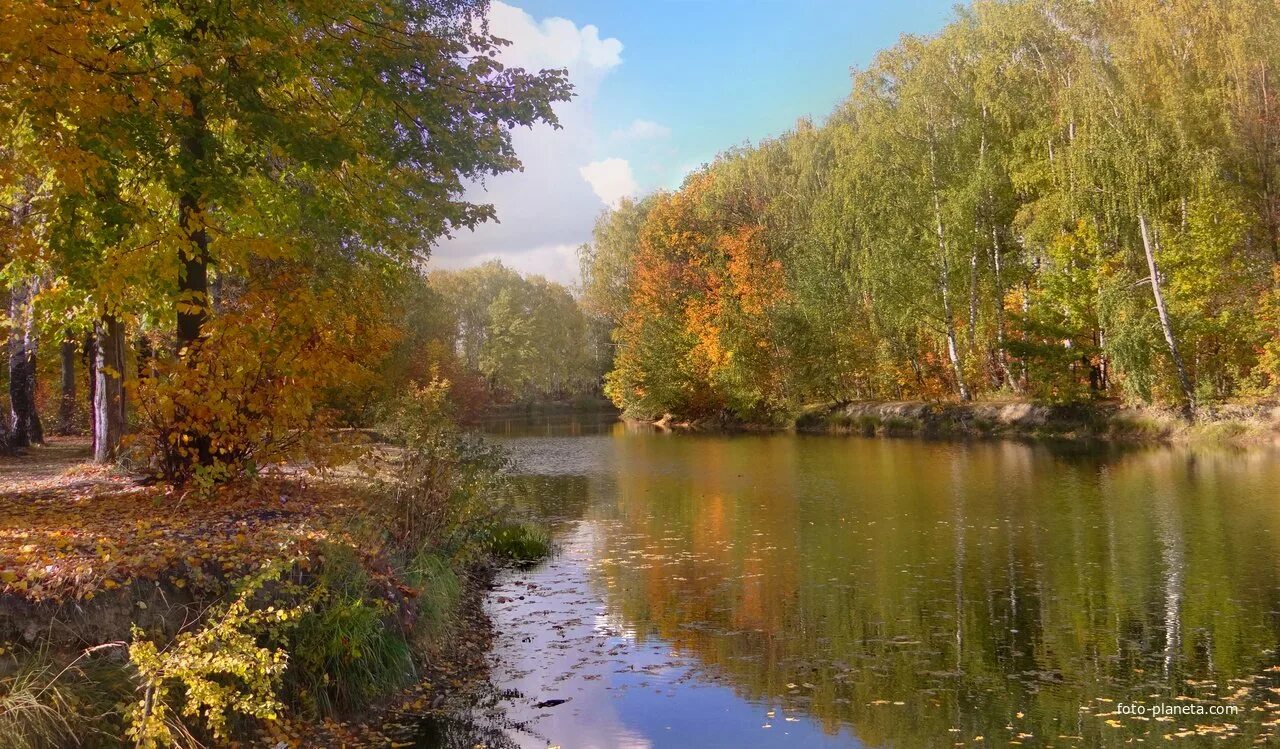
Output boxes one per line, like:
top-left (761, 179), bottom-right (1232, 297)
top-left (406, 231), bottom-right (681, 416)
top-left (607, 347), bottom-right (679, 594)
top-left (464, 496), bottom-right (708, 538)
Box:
top-left (429, 0), bottom-right (958, 285)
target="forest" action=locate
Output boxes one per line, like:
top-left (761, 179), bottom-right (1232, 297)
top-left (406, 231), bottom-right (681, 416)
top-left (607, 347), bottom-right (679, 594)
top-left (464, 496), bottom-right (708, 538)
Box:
top-left (580, 0), bottom-right (1280, 423)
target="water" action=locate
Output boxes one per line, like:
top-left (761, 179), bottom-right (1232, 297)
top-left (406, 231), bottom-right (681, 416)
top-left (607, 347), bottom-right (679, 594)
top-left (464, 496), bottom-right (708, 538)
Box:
top-left (456, 417), bottom-right (1280, 748)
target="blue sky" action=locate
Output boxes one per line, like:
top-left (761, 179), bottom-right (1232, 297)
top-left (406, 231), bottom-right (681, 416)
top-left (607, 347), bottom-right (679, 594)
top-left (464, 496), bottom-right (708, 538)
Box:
top-left (431, 0), bottom-right (958, 283)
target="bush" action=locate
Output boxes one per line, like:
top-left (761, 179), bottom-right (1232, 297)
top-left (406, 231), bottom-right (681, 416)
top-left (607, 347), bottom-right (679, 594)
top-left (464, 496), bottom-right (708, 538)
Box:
top-left (126, 565), bottom-right (302, 748)
top-left (132, 276), bottom-right (388, 485)
top-left (380, 384), bottom-right (513, 557)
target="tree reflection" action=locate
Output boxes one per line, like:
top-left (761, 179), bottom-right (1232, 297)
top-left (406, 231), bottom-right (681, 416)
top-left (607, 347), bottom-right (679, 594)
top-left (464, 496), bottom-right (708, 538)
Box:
top-left (581, 436), bottom-right (1280, 746)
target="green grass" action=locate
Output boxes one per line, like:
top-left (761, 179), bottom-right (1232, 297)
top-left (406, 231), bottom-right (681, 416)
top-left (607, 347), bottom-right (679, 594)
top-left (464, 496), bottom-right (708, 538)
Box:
top-left (486, 521), bottom-right (552, 565)
top-left (407, 550), bottom-right (463, 637)
top-left (286, 545), bottom-right (414, 717)
top-left (882, 416), bottom-right (922, 434)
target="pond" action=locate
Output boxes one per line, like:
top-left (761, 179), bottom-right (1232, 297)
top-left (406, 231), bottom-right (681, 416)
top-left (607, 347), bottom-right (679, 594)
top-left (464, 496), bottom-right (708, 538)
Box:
top-left (438, 417), bottom-right (1280, 748)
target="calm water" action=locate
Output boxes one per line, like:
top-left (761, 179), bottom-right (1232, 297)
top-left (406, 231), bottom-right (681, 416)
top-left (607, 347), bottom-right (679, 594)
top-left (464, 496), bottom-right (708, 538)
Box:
top-left (446, 417), bottom-right (1280, 748)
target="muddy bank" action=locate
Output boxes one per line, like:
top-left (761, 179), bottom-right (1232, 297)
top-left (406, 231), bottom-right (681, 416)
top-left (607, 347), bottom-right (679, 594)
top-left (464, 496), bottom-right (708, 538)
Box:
top-left (648, 400), bottom-right (1280, 444)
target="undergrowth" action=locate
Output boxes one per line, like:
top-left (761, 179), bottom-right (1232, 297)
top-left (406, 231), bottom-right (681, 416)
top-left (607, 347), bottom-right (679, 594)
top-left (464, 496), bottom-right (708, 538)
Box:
top-left (2, 381), bottom-right (554, 747)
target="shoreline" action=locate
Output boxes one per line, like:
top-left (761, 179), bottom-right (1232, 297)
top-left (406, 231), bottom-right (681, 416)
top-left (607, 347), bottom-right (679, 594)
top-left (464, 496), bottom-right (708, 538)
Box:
top-left (0, 437), bottom-right (548, 747)
top-left (645, 399), bottom-right (1280, 446)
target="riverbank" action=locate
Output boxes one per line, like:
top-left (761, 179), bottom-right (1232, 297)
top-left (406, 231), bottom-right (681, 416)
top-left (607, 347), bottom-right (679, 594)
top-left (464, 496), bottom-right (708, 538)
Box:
top-left (652, 399), bottom-right (1280, 445)
top-left (0, 437), bottom-right (547, 747)
top-left (481, 397), bottom-right (619, 421)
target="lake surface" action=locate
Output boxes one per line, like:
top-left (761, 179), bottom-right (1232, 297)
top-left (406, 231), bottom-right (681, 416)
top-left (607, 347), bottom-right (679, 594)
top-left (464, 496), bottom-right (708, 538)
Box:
top-left (445, 417), bottom-right (1280, 748)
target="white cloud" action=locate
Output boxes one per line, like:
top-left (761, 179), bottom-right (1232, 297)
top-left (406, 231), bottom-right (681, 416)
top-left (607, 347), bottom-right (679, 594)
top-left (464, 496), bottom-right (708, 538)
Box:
top-left (430, 3), bottom-right (626, 285)
top-left (487, 2), bottom-right (621, 90)
top-left (431, 243), bottom-right (583, 284)
top-left (579, 158), bottom-right (638, 209)
top-left (610, 118), bottom-right (671, 142)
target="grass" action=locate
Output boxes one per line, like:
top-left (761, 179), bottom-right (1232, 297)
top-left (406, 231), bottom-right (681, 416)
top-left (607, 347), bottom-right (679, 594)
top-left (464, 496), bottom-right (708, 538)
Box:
top-left (882, 416), bottom-right (923, 434)
top-left (0, 661), bottom-right (77, 749)
top-left (407, 550), bottom-right (463, 638)
top-left (1191, 419), bottom-right (1251, 442)
top-left (1107, 414), bottom-right (1174, 440)
top-left (0, 650), bottom-right (120, 749)
top-left (485, 521), bottom-right (552, 565)
top-left (286, 545), bottom-right (414, 717)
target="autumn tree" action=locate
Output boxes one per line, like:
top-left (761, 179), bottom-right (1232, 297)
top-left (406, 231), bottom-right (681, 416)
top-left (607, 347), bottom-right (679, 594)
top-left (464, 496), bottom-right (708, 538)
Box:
top-left (1, 0), bottom-right (570, 475)
top-left (589, 0), bottom-right (1280, 422)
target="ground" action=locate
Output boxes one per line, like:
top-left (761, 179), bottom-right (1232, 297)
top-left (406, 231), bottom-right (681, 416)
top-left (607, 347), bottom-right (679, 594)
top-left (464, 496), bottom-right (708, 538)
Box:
top-left (0, 437), bottom-right (502, 747)
top-left (0, 437), bottom-right (361, 604)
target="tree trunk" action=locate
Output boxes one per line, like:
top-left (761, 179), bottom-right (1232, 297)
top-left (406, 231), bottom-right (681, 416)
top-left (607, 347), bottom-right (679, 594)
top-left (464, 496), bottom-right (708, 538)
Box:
top-left (9, 277), bottom-right (44, 446)
top-left (174, 25), bottom-right (215, 468)
top-left (934, 194), bottom-right (971, 402)
top-left (967, 249), bottom-right (979, 352)
top-left (92, 316), bottom-right (126, 463)
top-left (1138, 214), bottom-right (1194, 414)
top-left (86, 332), bottom-right (97, 456)
top-left (178, 188), bottom-right (209, 350)
top-left (990, 227), bottom-right (1016, 391)
top-left (177, 25), bottom-right (210, 353)
top-left (58, 339), bottom-right (77, 435)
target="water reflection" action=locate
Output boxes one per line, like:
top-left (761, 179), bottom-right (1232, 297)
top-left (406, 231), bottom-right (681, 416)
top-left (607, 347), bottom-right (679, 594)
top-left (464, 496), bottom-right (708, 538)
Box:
top-left (481, 423), bottom-right (1280, 747)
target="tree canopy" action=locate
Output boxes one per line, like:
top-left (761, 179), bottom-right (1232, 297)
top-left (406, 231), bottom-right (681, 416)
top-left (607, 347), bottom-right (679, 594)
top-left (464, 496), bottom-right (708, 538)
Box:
top-left (0, 0), bottom-right (570, 474)
top-left (583, 0), bottom-right (1280, 421)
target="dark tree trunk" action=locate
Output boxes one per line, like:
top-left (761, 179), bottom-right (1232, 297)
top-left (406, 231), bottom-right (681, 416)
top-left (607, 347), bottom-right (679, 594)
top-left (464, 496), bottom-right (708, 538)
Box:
top-left (178, 188), bottom-right (209, 350)
top-left (92, 316), bottom-right (125, 463)
top-left (136, 333), bottom-right (155, 380)
top-left (58, 339), bottom-right (77, 435)
top-left (9, 277), bottom-right (43, 447)
top-left (177, 44), bottom-right (210, 353)
top-left (175, 28), bottom-right (214, 469)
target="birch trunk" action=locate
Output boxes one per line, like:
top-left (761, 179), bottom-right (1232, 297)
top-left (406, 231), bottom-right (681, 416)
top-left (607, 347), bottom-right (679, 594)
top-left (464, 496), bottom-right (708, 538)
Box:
top-left (930, 140), bottom-right (971, 402)
top-left (991, 227), bottom-right (1016, 390)
top-left (1138, 214), bottom-right (1194, 414)
top-left (935, 195), bottom-right (971, 401)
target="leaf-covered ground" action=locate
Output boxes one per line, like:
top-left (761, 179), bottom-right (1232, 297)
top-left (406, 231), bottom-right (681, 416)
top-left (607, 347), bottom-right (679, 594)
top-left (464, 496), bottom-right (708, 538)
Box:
top-left (0, 437), bottom-right (359, 603)
top-left (0, 437), bottom-right (509, 747)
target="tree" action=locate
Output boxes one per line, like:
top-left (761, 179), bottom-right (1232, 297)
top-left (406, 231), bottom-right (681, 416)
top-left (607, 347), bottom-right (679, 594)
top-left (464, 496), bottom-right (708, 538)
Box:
top-left (1, 0), bottom-right (571, 475)
top-left (428, 263), bottom-right (598, 404)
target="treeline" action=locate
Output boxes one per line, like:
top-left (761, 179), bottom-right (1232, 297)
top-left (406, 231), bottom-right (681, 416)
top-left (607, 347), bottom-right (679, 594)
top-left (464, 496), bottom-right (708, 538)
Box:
top-left (580, 0), bottom-right (1280, 422)
top-left (0, 1), bottom-right (568, 477)
top-left (408, 262), bottom-right (609, 413)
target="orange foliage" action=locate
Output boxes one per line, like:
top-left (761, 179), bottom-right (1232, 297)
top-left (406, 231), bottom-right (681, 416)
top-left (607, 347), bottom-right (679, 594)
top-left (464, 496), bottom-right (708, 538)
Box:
top-left (132, 273), bottom-right (393, 483)
top-left (607, 175), bottom-right (791, 418)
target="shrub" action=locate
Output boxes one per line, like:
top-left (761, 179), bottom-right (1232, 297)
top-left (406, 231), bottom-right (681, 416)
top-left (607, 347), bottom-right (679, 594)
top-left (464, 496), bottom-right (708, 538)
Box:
top-left (381, 384), bottom-right (513, 556)
top-left (132, 276), bottom-right (389, 485)
top-left (126, 565), bottom-right (302, 748)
